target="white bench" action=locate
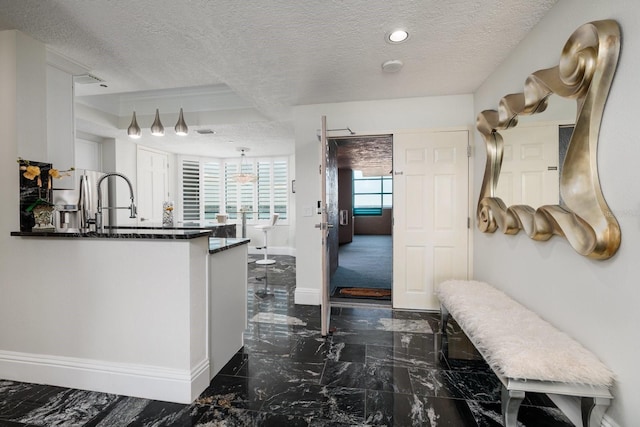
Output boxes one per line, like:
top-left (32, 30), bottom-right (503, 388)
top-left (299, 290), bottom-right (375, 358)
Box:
top-left (436, 280), bottom-right (614, 427)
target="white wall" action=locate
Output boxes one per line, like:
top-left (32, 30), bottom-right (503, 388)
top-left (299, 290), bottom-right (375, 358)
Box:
top-left (293, 95), bottom-right (474, 304)
top-left (0, 32), bottom-right (20, 241)
top-left (0, 29), bottom-right (47, 274)
top-left (110, 139), bottom-right (138, 226)
top-left (3, 31), bottom-right (47, 162)
top-left (473, 1), bottom-right (638, 425)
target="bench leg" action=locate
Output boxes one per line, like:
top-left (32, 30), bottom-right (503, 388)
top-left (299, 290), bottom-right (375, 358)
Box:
top-left (581, 396), bottom-right (611, 427)
top-left (440, 304), bottom-right (449, 335)
top-left (439, 305), bottom-right (450, 359)
top-left (501, 386), bottom-right (525, 427)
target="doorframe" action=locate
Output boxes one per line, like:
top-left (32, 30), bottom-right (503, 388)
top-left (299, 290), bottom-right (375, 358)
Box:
top-left (312, 125), bottom-right (474, 311)
top-left (328, 134), bottom-right (395, 305)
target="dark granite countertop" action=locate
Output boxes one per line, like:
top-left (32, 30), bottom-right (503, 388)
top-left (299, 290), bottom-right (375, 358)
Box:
top-left (11, 228), bottom-right (212, 240)
top-left (11, 230), bottom-right (251, 252)
top-left (115, 221), bottom-right (234, 230)
top-left (209, 238), bottom-right (250, 254)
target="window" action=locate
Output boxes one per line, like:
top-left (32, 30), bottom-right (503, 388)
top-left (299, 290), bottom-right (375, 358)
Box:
top-left (203, 161), bottom-right (220, 220)
top-left (257, 161), bottom-right (271, 219)
top-left (181, 160), bottom-right (200, 221)
top-left (273, 160), bottom-right (288, 219)
top-left (180, 156), bottom-right (289, 223)
top-left (256, 159), bottom-right (288, 220)
top-left (353, 170), bottom-right (392, 216)
top-left (223, 162), bottom-right (238, 219)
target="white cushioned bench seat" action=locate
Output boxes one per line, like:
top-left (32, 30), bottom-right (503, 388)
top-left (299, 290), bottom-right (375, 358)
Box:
top-left (436, 279), bottom-right (614, 427)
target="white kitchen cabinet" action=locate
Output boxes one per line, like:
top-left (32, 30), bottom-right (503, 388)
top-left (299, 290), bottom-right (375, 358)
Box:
top-left (208, 243), bottom-right (248, 378)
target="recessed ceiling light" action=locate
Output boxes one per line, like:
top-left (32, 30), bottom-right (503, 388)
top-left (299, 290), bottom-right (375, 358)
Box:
top-left (387, 30), bottom-right (409, 43)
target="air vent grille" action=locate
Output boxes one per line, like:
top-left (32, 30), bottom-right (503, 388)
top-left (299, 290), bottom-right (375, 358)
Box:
top-left (73, 74), bottom-right (105, 84)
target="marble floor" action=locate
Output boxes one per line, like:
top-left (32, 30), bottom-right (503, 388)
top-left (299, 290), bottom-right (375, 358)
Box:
top-left (0, 255), bottom-right (574, 426)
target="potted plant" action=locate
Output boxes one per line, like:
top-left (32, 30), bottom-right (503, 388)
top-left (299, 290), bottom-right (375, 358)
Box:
top-left (18, 158), bottom-right (73, 231)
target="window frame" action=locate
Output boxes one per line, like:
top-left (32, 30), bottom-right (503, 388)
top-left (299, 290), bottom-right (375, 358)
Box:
top-left (352, 172), bottom-right (393, 216)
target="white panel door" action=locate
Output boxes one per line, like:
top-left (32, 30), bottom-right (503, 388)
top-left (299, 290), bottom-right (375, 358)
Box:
top-left (496, 123), bottom-right (559, 207)
top-left (137, 147), bottom-right (169, 224)
top-left (393, 130), bottom-right (469, 310)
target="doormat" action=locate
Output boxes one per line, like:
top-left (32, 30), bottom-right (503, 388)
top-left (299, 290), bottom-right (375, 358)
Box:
top-left (336, 287), bottom-right (392, 299)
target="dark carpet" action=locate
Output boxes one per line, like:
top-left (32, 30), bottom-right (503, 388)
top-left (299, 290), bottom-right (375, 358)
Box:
top-left (330, 235), bottom-right (392, 295)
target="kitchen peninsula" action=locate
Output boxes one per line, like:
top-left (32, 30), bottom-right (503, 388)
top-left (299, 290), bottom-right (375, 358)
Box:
top-left (6, 229), bottom-right (249, 404)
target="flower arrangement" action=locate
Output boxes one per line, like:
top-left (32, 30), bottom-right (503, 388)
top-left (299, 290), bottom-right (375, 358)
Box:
top-left (163, 201), bottom-right (174, 226)
top-left (17, 157), bottom-right (74, 211)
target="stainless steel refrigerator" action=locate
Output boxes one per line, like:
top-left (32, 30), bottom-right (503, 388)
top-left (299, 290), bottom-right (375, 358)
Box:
top-left (52, 169), bottom-right (109, 230)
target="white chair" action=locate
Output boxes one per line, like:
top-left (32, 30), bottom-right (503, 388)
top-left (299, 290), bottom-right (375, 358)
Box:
top-left (254, 214), bottom-right (279, 265)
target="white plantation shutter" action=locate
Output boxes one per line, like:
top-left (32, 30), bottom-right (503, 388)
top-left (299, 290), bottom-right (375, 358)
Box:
top-left (203, 161), bottom-right (221, 220)
top-left (181, 156), bottom-right (288, 223)
top-left (182, 159), bottom-right (200, 221)
top-left (240, 160), bottom-right (255, 219)
top-left (224, 162), bottom-right (239, 220)
top-left (257, 161), bottom-right (271, 220)
top-left (273, 160), bottom-right (288, 220)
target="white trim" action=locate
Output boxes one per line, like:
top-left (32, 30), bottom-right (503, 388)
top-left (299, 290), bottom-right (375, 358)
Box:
top-left (602, 414), bottom-right (621, 427)
top-left (46, 47), bottom-right (90, 75)
top-left (294, 287), bottom-right (320, 305)
top-left (0, 350), bottom-right (209, 404)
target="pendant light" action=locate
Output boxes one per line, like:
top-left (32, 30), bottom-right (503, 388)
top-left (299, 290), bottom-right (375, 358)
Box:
top-left (127, 111), bottom-right (141, 139)
top-left (150, 108), bottom-right (165, 136)
top-left (234, 148), bottom-right (257, 183)
top-left (174, 107), bottom-right (188, 136)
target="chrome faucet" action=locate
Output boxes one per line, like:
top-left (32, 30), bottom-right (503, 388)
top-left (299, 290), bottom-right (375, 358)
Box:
top-left (95, 172), bottom-right (137, 230)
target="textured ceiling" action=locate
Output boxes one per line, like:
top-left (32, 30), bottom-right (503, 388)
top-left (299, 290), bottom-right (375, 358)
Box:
top-left (0, 0), bottom-right (557, 158)
top-left (335, 136), bottom-right (393, 177)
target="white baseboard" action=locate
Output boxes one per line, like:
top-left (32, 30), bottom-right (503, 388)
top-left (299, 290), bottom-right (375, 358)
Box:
top-left (294, 287), bottom-right (320, 305)
top-left (602, 414), bottom-right (621, 427)
top-left (0, 350), bottom-right (209, 404)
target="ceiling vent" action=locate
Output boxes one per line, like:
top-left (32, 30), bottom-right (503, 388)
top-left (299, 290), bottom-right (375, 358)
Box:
top-left (73, 73), bottom-right (105, 84)
top-left (196, 129), bottom-right (216, 135)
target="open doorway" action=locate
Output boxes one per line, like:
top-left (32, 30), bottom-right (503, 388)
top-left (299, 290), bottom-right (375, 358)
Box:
top-left (328, 134), bottom-right (393, 305)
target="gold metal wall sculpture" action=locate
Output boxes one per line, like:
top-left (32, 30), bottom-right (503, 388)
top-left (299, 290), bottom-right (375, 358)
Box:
top-left (476, 20), bottom-right (621, 260)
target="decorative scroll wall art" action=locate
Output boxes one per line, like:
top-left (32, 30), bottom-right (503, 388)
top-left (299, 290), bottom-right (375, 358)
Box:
top-left (476, 20), bottom-right (621, 260)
